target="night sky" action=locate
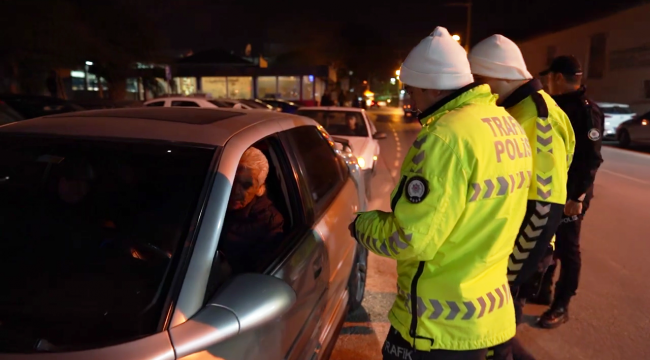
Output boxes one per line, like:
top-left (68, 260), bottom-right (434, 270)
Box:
top-left (148, 0), bottom-right (645, 52)
top-left (4, 0), bottom-right (646, 78)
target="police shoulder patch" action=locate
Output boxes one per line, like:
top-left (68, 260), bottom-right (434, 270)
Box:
top-left (405, 176), bottom-right (429, 203)
top-left (588, 128), bottom-right (601, 141)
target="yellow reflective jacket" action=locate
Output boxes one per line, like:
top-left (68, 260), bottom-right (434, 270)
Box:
top-left (354, 84), bottom-right (532, 351)
top-left (501, 80), bottom-right (576, 264)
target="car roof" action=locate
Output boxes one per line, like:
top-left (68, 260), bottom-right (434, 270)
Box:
top-left (0, 108), bottom-right (293, 146)
top-left (298, 106), bottom-right (365, 112)
top-left (597, 102), bottom-right (629, 107)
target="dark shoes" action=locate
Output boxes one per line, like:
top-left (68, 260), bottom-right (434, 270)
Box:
top-left (539, 306), bottom-right (569, 329)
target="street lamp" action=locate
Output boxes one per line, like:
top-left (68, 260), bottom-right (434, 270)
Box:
top-left (452, 34), bottom-right (461, 42)
top-left (445, 1), bottom-right (472, 52)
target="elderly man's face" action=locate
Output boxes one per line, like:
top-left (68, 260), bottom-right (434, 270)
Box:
top-left (228, 165), bottom-right (262, 211)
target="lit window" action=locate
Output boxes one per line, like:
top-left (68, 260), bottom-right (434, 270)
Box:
top-left (257, 77), bottom-right (277, 98)
top-left (201, 77), bottom-right (227, 98)
top-left (227, 77), bottom-right (253, 99)
top-left (278, 76), bottom-right (300, 100)
top-left (302, 76), bottom-right (314, 100)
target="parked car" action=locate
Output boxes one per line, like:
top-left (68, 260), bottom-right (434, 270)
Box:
top-left (617, 111), bottom-right (650, 147)
top-left (143, 95), bottom-right (254, 109)
top-left (259, 99), bottom-right (300, 114)
top-left (597, 102), bottom-right (636, 139)
top-left (239, 99), bottom-right (276, 111)
top-left (0, 94), bottom-right (84, 124)
top-left (0, 107), bottom-right (367, 360)
top-left (296, 107), bottom-right (386, 200)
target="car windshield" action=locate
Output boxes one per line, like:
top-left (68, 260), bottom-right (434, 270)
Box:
top-left (2, 98), bottom-right (83, 120)
top-left (209, 100), bottom-right (233, 107)
top-left (0, 136), bottom-right (216, 352)
top-left (297, 110), bottom-right (369, 137)
top-left (240, 99), bottom-right (271, 109)
top-left (602, 106), bottom-right (633, 114)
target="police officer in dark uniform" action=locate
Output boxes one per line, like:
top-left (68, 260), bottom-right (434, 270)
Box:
top-left (532, 55), bottom-right (604, 329)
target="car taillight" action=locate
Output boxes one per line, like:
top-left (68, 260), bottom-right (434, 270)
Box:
top-left (605, 114), bottom-right (612, 118)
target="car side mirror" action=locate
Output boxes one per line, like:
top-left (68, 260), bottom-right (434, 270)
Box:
top-left (331, 136), bottom-right (354, 154)
top-left (170, 274), bottom-right (296, 357)
top-left (373, 132), bottom-right (387, 140)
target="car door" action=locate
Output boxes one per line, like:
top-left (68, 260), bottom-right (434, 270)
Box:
top-left (178, 133), bottom-right (330, 360)
top-left (282, 125), bottom-right (360, 355)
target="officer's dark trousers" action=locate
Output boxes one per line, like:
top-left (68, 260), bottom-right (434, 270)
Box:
top-left (552, 217), bottom-right (582, 308)
top-left (382, 327), bottom-right (488, 360)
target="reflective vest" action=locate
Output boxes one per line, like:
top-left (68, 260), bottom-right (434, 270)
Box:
top-left (503, 81), bottom-right (576, 255)
top-left (354, 84), bottom-right (532, 351)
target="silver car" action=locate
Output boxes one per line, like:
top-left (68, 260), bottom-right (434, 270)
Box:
top-left (0, 107), bottom-right (368, 359)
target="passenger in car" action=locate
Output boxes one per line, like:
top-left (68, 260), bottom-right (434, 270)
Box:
top-left (220, 147), bottom-right (284, 274)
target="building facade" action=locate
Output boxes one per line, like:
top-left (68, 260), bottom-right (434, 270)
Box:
top-left (517, 3), bottom-right (650, 113)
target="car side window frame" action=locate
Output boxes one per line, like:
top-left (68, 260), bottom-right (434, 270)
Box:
top-left (281, 125), bottom-right (348, 220)
top-left (203, 134), bottom-right (309, 302)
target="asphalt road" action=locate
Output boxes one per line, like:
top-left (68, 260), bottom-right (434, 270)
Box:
top-left (330, 107), bottom-right (650, 360)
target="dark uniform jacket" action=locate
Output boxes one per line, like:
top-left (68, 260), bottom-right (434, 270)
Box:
top-left (552, 86), bottom-right (604, 212)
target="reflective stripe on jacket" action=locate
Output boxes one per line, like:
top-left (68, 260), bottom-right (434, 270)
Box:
top-left (501, 79), bottom-right (576, 283)
top-left (354, 84), bottom-right (532, 351)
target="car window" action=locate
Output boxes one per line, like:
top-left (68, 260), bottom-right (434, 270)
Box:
top-left (0, 136), bottom-right (215, 352)
top-left (296, 110), bottom-right (369, 137)
top-left (285, 126), bottom-right (347, 212)
top-left (208, 100), bottom-right (232, 108)
top-left (145, 101), bottom-right (165, 107)
top-left (0, 103), bottom-right (24, 124)
top-left (602, 106), bottom-right (632, 114)
top-left (207, 136), bottom-right (298, 299)
top-left (171, 101), bottom-right (200, 107)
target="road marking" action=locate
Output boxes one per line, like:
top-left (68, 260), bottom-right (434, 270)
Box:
top-left (600, 169), bottom-right (650, 185)
top-left (394, 160), bottom-right (399, 167)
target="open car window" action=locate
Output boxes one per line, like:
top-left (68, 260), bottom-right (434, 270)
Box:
top-left (0, 136), bottom-right (216, 353)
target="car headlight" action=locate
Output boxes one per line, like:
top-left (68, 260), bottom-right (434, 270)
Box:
top-left (357, 157), bottom-right (366, 168)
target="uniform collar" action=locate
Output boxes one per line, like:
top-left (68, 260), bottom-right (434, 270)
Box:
top-left (417, 83), bottom-right (486, 125)
top-left (501, 79), bottom-right (543, 109)
top-left (552, 85), bottom-right (587, 102)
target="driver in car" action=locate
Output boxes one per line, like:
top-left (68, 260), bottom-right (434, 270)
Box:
top-left (220, 147), bottom-right (284, 274)
top-left (342, 113), bottom-right (364, 136)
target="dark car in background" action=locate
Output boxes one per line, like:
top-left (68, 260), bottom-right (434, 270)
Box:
top-left (259, 99), bottom-right (300, 114)
top-left (0, 95), bottom-right (84, 125)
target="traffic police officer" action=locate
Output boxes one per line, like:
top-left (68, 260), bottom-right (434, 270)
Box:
top-left (349, 27), bottom-right (533, 360)
top-left (469, 35), bottom-right (576, 360)
top-left (536, 55), bottom-right (604, 328)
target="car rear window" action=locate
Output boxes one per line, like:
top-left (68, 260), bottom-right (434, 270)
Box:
top-left (296, 110), bottom-right (369, 137)
top-left (601, 106), bottom-right (633, 114)
top-left (0, 136), bottom-right (216, 352)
